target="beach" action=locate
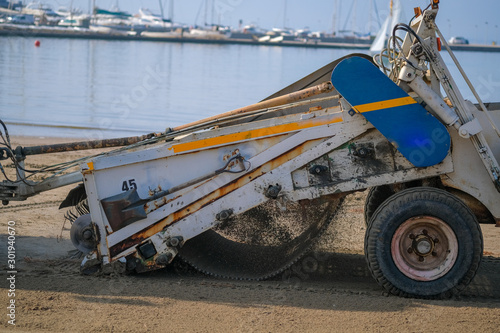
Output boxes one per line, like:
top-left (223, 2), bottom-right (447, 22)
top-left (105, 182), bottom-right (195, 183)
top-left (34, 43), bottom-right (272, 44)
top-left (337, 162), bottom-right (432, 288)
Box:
top-left (1, 135), bottom-right (499, 332)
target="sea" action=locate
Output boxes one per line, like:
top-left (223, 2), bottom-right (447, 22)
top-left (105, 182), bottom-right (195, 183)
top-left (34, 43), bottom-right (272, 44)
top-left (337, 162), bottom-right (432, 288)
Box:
top-left (1, 36), bottom-right (499, 139)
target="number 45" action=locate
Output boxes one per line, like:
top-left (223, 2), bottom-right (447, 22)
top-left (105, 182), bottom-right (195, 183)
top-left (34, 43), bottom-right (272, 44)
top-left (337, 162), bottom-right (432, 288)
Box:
top-left (122, 179), bottom-right (138, 191)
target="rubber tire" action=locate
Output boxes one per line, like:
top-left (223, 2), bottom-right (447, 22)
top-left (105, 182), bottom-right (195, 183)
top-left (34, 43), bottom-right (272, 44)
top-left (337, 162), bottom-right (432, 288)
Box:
top-left (364, 185), bottom-right (394, 227)
top-left (365, 187), bottom-right (483, 299)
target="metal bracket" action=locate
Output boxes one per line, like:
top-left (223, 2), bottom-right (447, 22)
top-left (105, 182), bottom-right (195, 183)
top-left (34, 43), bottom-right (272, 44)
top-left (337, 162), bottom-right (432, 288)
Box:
top-left (458, 118), bottom-right (483, 139)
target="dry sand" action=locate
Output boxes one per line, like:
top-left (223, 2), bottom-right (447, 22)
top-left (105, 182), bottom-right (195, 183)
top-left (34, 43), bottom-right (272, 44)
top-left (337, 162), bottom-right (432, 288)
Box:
top-left (1, 136), bottom-right (499, 332)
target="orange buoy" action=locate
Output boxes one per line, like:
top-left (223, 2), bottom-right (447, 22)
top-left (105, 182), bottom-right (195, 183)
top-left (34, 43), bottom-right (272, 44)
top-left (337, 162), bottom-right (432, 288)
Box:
top-left (34, 40), bottom-right (41, 47)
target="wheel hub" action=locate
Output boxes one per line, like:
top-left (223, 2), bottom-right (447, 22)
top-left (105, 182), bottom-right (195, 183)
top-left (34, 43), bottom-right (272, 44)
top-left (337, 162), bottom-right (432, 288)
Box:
top-left (392, 216), bottom-right (458, 281)
top-left (70, 214), bottom-right (97, 254)
top-left (410, 232), bottom-right (436, 257)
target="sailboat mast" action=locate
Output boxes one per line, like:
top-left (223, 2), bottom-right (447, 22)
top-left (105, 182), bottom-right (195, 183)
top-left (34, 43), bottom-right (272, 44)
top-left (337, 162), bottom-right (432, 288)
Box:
top-left (159, 0), bottom-right (165, 27)
top-left (169, 0), bottom-right (174, 22)
top-left (91, 0), bottom-right (95, 24)
top-left (352, 0), bottom-right (357, 35)
top-left (283, 0), bottom-right (287, 28)
top-left (369, 0), bottom-right (373, 35)
top-left (204, 0), bottom-right (208, 26)
top-left (332, 0), bottom-right (338, 35)
top-left (211, 0), bottom-right (215, 26)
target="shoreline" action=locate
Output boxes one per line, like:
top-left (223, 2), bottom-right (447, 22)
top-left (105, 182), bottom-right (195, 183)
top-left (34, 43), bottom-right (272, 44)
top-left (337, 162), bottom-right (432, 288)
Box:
top-left (2, 24), bottom-right (500, 52)
top-left (0, 135), bottom-right (499, 332)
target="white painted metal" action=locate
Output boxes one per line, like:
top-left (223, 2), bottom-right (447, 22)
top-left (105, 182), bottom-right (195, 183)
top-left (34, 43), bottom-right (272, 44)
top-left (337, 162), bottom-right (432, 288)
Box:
top-left (73, 5), bottom-right (500, 273)
top-left (458, 118), bottom-right (483, 139)
top-left (403, 75), bottom-right (459, 127)
top-left (434, 26), bottom-right (500, 138)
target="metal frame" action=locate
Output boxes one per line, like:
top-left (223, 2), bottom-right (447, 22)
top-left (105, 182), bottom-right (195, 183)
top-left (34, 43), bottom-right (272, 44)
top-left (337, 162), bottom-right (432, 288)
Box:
top-left (2, 3), bottom-right (500, 275)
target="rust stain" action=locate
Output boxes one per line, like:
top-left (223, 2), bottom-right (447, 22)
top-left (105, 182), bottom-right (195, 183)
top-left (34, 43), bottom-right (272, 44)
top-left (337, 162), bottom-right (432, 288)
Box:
top-left (22, 133), bottom-right (156, 156)
top-left (109, 138), bottom-right (323, 257)
top-left (171, 82), bottom-right (333, 133)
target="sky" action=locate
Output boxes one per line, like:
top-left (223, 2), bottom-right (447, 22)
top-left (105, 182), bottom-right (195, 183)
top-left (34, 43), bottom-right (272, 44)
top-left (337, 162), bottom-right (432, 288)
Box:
top-left (34, 0), bottom-right (500, 44)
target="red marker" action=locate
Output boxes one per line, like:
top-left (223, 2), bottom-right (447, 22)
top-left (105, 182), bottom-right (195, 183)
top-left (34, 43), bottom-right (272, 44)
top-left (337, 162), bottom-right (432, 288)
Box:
top-left (34, 40), bottom-right (41, 47)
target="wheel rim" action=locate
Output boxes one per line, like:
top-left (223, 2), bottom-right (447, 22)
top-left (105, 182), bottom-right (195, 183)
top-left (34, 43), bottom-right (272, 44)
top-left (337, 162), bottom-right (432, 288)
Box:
top-left (391, 216), bottom-right (458, 281)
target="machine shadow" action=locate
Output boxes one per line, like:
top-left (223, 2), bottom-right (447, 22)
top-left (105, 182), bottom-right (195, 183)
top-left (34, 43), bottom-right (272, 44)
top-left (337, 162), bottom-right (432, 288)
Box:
top-left (11, 235), bottom-right (500, 311)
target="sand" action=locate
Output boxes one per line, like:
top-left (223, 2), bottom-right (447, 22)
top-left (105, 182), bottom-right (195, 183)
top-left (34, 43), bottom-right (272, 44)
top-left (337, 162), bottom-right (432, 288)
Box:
top-left (1, 136), bottom-right (499, 332)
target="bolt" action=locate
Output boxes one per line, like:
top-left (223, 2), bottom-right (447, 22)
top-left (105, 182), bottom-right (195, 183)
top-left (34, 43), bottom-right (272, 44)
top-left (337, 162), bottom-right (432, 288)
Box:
top-left (418, 256), bottom-right (425, 262)
top-left (422, 229), bottom-right (428, 235)
top-left (156, 253), bottom-right (172, 265)
top-left (83, 229), bottom-right (93, 240)
top-left (357, 148), bottom-right (368, 157)
top-left (309, 165), bottom-right (328, 175)
top-left (169, 237), bottom-right (183, 247)
top-left (126, 258), bottom-right (137, 271)
top-left (216, 209), bottom-right (233, 221)
top-left (266, 184), bottom-right (282, 199)
top-left (409, 234), bottom-right (416, 239)
top-left (407, 247), bottom-right (413, 254)
top-left (434, 238), bottom-right (439, 243)
top-left (432, 251), bottom-right (437, 257)
top-left (406, 72), bottom-right (413, 78)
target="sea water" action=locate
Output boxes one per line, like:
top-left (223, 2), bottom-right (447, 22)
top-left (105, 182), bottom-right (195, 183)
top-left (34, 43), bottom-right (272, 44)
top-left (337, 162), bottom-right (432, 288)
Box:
top-left (1, 36), bottom-right (499, 139)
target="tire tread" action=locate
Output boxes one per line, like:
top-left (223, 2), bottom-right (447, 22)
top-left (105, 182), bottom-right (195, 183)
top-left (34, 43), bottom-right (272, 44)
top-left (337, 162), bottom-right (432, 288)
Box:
top-left (365, 187), bottom-right (483, 299)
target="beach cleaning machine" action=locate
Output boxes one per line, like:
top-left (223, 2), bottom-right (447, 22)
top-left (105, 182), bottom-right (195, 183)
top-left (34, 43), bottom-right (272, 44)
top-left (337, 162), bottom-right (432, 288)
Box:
top-left (1, 1), bottom-right (499, 298)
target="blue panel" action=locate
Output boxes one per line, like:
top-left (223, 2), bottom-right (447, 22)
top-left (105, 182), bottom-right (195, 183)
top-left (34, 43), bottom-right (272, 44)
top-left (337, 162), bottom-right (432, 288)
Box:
top-left (331, 56), bottom-right (450, 168)
top-left (331, 57), bottom-right (407, 105)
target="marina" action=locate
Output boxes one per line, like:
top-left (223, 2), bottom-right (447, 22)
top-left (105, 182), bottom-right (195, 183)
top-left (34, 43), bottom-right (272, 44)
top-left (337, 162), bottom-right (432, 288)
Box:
top-left (0, 23), bottom-right (374, 50)
top-left (2, 23), bottom-right (500, 52)
top-left (1, 1), bottom-right (499, 52)
top-left (2, 35), bottom-right (500, 139)
top-left (0, 0), bottom-right (375, 49)
top-left (2, 0), bottom-right (500, 139)
top-left (1, 2), bottom-right (500, 331)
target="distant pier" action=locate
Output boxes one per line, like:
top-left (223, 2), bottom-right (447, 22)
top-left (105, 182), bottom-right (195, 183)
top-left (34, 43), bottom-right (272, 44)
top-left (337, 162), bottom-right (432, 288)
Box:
top-left (1, 24), bottom-right (499, 52)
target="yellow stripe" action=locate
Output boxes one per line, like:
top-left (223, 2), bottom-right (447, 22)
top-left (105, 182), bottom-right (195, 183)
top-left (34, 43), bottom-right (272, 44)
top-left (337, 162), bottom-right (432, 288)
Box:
top-left (170, 115), bottom-right (343, 153)
top-left (354, 96), bottom-right (417, 113)
top-left (82, 161), bottom-right (94, 174)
